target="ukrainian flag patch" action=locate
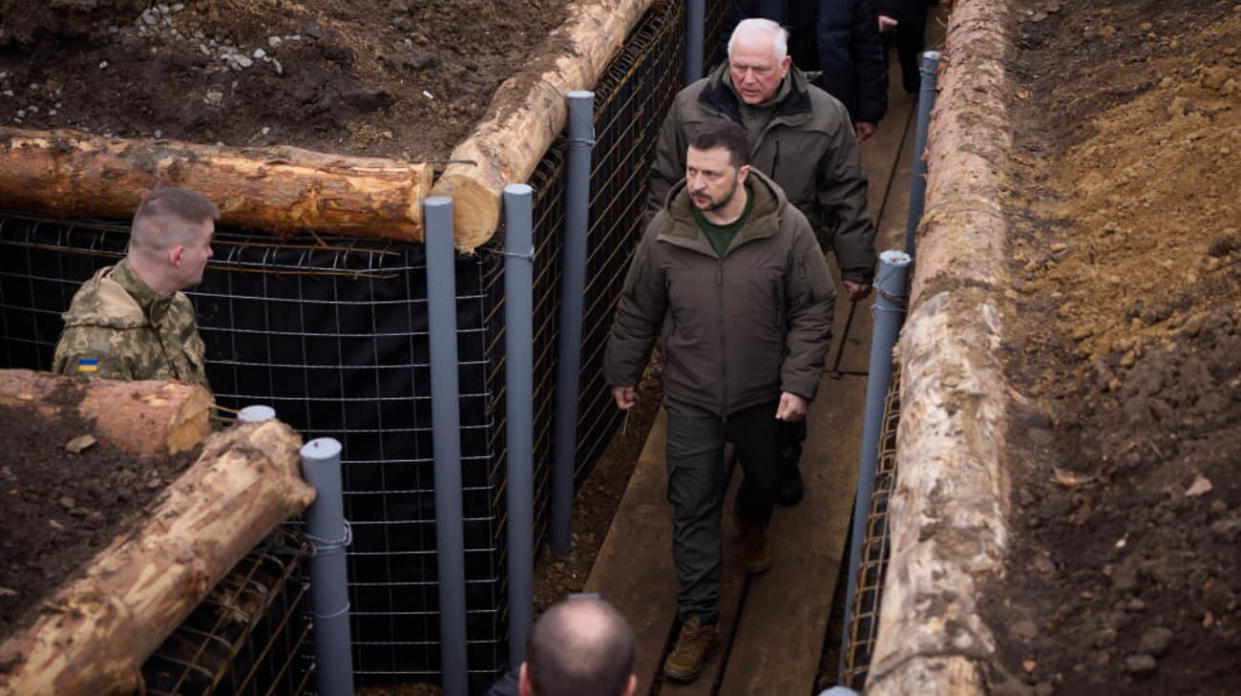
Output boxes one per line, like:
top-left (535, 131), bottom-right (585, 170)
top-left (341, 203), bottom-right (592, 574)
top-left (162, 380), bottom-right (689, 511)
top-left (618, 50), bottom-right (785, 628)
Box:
top-left (77, 358), bottom-right (99, 373)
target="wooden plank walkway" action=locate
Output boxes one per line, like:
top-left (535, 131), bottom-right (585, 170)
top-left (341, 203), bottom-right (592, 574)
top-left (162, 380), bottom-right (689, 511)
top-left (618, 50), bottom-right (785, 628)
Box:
top-left (585, 17), bottom-right (944, 691)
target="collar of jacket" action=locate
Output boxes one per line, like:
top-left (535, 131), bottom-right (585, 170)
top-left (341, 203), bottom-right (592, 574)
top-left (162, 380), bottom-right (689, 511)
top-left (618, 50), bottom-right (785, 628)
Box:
top-left (110, 257), bottom-right (176, 325)
top-left (697, 61), bottom-right (814, 126)
top-left (658, 169), bottom-right (787, 256)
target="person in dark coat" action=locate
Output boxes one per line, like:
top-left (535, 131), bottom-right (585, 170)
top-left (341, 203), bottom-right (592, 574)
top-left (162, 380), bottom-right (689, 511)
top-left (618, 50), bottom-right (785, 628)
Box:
top-left (876, 0), bottom-right (935, 94)
top-left (815, 0), bottom-right (888, 141)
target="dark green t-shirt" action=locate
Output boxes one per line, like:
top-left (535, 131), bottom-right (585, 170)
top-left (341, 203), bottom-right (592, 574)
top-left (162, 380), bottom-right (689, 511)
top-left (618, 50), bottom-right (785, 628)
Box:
top-left (691, 182), bottom-right (756, 257)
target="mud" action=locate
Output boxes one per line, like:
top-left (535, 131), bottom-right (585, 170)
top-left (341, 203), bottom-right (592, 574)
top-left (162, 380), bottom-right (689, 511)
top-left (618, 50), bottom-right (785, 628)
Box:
top-left (0, 381), bottom-right (199, 640)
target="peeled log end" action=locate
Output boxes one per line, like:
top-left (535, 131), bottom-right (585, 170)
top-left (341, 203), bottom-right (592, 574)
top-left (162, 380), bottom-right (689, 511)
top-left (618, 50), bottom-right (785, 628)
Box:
top-left (83, 380), bottom-right (212, 456)
top-left (0, 370), bottom-right (213, 458)
top-left (431, 171), bottom-right (500, 253)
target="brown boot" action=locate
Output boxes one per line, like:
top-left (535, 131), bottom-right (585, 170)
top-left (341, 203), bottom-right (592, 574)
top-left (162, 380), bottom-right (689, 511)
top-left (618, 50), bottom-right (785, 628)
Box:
top-left (663, 616), bottom-right (719, 682)
top-left (737, 518), bottom-right (772, 574)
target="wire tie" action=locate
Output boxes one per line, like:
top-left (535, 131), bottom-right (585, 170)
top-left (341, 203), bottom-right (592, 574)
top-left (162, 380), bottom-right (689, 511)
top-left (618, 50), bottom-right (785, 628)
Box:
top-left (304, 521), bottom-right (353, 557)
top-left (501, 246), bottom-right (536, 261)
top-left (314, 601), bottom-right (353, 621)
top-left (876, 288), bottom-right (909, 305)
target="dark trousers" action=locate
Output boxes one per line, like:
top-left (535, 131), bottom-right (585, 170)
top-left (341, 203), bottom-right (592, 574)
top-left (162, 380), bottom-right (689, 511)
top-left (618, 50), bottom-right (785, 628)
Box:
top-left (664, 398), bottom-right (781, 623)
top-left (883, 16), bottom-right (927, 93)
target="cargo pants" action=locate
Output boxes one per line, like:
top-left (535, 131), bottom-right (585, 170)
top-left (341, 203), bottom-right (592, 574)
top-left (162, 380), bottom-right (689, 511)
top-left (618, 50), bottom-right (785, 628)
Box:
top-left (664, 397), bottom-right (782, 624)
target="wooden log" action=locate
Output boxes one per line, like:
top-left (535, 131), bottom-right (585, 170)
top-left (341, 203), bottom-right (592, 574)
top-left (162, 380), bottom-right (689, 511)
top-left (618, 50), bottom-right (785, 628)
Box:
top-left (0, 369), bottom-right (211, 457)
top-left (433, 0), bottom-right (658, 251)
top-left (866, 1), bottom-right (1016, 694)
top-left (0, 127), bottom-right (433, 240)
top-left (0, 419), bottom-right (316, 696)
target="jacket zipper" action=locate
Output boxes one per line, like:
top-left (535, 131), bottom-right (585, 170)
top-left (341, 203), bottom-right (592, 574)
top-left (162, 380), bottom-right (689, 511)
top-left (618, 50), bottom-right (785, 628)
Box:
top-left (717, 259), bottom-right (728, 419)
top-left (771, 133), bottom-right (780, 180)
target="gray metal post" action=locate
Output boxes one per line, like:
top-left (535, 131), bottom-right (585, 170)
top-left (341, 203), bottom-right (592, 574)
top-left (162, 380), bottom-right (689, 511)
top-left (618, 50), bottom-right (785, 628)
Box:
top-left (686, 0), bottom-right (705, 83)
top-left (503, 183), bottom-right (535, 665)
top-left (300, 437), bottom-right (354, 696)
top-left (550, 91), bottom-right (594, 551)
top-left (839, 250), bottom-right (911, 676)
top-left (905, 50), bottom-right (941, 258)
top-left (424, 196), bottom-right (468, 696)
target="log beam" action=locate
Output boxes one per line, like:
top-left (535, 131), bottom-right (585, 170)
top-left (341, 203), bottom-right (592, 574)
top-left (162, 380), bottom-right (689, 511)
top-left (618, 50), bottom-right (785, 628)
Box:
top-left (0, 419), bottom-right (315, 696)
top-left (0, 369), bottom-right (211, 457)
top-left (0, 127), bottom-right (432, 240)
top-left (433, 0), bottom-right (658, 251)
top-left (866, 0), bottom-right (1017, 694)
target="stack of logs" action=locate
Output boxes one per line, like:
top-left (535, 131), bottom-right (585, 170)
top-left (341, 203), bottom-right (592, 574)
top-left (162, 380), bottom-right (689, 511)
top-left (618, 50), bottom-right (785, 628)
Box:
top-left (0, 370), bottom-right (316, 696)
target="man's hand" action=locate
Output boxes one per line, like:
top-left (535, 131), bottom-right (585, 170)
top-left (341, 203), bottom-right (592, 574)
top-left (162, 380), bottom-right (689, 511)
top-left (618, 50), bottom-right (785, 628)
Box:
top-left (856, 122), bottom-right (877, 141)
top-left (775, 391), bottom-right (808, 421)
top-left (612, 385), bottom-right (636, 410)
top-left (844, 280), bottom-right (873, 302)
top-left (878, 15), bottom-right (899, 33)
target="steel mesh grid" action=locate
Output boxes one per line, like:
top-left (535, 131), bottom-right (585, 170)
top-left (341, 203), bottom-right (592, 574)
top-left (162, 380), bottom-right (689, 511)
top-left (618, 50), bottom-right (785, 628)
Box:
top-left (478, 0), bottom-right (687, 560)
top-left (704, 0), bottom-right (730, 71)
top-left (140, 527), bottom-right (314, 696)
top-left (841, 371), bottom-right (902, 690)
top-left (0, 216), bottom-right (505, 689)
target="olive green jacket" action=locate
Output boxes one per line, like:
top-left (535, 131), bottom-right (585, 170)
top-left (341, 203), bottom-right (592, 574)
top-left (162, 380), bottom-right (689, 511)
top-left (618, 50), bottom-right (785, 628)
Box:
top-left (52, 258), bottom-right (211, 390)
top-left (648, 62), bottom-right (876, 284)
top-left (606, 169), bottom-right (835, 416)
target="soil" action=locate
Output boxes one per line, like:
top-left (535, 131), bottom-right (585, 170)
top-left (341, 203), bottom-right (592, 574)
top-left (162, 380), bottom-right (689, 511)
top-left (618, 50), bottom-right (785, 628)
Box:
top-left (982, 0), bottom-right (1241, 694)
top-left (0, 0), bottom-right (569, 162)
top-left (532, 355), bottom-right (664, 614)
top-left (0, 380), bottom-right (200, 641)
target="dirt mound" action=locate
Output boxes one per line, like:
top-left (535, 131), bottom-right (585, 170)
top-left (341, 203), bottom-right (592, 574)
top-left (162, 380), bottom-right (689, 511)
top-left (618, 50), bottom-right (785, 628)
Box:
top-left (0, 383), bottom-right (199, 639)
top-left (0, 0), bottom-right (568, 161)
top-left (985, 0), bottom-right (1241, 694)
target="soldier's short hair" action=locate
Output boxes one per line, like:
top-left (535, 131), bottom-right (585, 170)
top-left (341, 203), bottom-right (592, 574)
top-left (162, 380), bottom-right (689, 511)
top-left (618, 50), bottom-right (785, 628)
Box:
top-left (689, 119), bottom-right (750, 169)
top-left (526, 597), bottom-right (634, 696)
top-left (130, 188), bottom-right (220, 253)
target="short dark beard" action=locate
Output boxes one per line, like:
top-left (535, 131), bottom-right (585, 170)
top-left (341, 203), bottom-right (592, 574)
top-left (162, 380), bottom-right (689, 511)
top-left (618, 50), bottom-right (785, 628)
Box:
top-left (693, 174), bottom-right (739, 212)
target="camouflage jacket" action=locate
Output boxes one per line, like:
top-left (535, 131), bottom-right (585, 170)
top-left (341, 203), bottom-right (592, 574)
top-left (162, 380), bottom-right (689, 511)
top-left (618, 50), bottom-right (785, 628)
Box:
top-left (52, 258), bottom-right (210, 390)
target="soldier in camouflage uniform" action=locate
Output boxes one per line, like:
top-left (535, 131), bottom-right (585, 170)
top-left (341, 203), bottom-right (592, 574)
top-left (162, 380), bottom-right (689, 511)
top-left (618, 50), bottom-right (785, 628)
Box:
top-left (52, 188), bottom-right (219, 391)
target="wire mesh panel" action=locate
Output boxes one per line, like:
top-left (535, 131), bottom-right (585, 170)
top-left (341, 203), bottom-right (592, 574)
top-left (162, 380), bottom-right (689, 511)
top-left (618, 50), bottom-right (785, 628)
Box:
top-left (0, 216), bottom-right (505, 691)
top-left (705, 0), bottom-right (731, 71)
top-left (841, 372), bottom-right (902, 689)
top-left (479, 0), bottom-right (688, 555)
top-left (141, 528), bottom-right (314, 696)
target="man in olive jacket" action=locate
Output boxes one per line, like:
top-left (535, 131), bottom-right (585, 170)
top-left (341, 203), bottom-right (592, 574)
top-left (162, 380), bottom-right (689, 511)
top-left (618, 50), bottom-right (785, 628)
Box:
top-left (648, 19), bottom-right (875, 293)
top-left (607, 119), bottom-right (834, 683)
top-left (649, 17), bottom-right (876, 505)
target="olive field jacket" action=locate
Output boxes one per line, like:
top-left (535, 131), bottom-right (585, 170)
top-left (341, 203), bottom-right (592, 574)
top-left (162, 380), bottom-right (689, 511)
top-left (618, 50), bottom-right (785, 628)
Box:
top-left (648, 62), bottom-right (876, 284)
top-left (607, 170), bottom-right (834, 416)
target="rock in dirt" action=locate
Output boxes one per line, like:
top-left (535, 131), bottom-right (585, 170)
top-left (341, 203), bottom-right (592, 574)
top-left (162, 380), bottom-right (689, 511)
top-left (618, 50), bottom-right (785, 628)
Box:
top-left (1185, 474), bottom-right (1213, 497)
top-left (1124, 654), bottom-right (1157, 674)
top-left (65, 433), bottom-right (97, 453)
top-left (1012, 619), bottom-right (1039, 641)
top-left (1138, 626), bottom-right (1173, 655)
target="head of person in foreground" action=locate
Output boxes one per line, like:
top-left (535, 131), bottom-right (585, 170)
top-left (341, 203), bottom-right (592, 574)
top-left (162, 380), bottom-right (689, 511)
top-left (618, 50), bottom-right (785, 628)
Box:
top-left (520, 596), bottom-right (637, 696)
